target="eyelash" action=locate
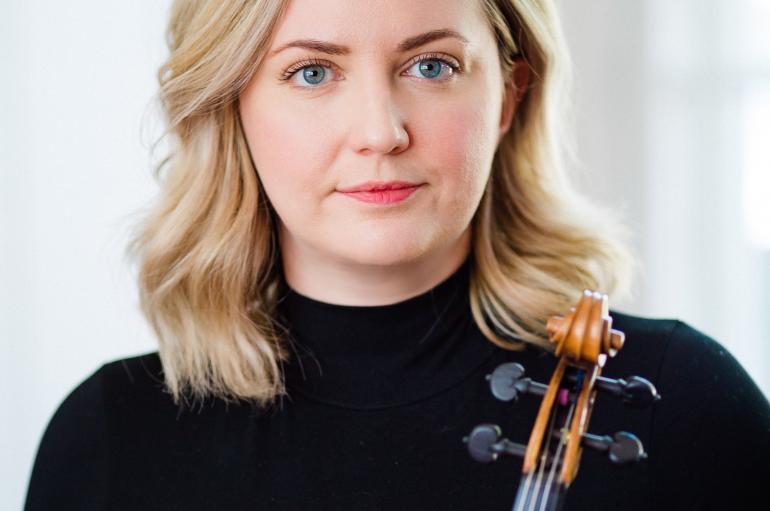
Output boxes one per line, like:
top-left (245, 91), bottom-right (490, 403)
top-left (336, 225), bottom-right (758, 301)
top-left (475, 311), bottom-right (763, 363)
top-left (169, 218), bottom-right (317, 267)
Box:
top-left (279, 52), bottom-right (462, 87)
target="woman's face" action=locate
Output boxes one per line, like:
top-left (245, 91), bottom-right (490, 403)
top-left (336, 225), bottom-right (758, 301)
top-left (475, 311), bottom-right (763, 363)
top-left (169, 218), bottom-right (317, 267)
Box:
top-left (239, 0), bottom-right (516, 271)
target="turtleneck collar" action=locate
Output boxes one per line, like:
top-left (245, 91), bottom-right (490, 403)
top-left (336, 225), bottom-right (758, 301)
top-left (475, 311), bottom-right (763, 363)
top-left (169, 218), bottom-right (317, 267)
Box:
top-left (274, 257), bottom-right (498, 410)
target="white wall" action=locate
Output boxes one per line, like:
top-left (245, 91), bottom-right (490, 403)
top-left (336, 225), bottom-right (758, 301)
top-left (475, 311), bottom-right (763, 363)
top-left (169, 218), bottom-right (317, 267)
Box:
top-left (3, 1), bottom-right (768, 510)
top-left (1, 2), bottom-right (172, 509)
top-left (558, 0), bottom-right (769, 400)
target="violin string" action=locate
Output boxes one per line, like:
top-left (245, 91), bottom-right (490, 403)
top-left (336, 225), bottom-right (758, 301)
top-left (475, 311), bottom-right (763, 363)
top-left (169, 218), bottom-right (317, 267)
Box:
top-left (514, 398), bottom-right (560, 511)
top-left (527, 436), bottom-right (550, 511)
top-left (511, 413), bottom-right (546, 511)
top-left (528, 401), bottom-right (562, 511)
top-left (538, 393), bottom-right (576, 511)
top-left (512, 467), bottom-right (534, 511)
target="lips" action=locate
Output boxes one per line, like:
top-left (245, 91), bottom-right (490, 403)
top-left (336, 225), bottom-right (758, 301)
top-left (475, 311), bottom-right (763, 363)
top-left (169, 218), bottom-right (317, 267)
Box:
top-left (337, 180), bottom-right (421, 193)
top-left (337, 181), bottom-right (422, 205)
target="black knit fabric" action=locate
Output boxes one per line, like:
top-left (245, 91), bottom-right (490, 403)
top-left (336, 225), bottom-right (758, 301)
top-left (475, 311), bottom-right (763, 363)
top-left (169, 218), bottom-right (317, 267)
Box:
top-left (277, 257), bottom-right (496, 409)
top-left (24, 259), bottom-right (770, 510)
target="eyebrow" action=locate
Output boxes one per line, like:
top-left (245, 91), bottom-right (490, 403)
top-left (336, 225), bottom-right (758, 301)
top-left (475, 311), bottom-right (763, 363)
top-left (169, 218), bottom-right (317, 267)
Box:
top-left (268, 28), bottom-right (470, 58)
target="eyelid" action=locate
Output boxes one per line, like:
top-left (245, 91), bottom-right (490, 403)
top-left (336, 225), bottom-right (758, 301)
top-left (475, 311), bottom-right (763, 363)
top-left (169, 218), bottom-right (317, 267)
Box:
top-left (279, 52), bottom-right (462, 86)
top-left (280, 57), bottom-right (335, 81)
top-left (403, 52), bottom-right (462, 73)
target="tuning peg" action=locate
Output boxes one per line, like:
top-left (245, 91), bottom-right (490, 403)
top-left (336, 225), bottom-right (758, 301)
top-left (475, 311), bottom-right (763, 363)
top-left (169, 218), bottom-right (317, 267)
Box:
top-left (463, 424), bottom-right (527, 463)
top-left (486, 362), bottom-right (548, 402)
top-left (581, 431), bottom-right (647, 465)
top-left (593, 375), bottom-right (661, 408)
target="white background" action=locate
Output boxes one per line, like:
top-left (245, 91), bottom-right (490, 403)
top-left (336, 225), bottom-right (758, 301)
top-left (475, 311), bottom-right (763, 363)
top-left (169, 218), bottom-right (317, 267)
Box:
top-left (2, 1), bottom-right (768, 509)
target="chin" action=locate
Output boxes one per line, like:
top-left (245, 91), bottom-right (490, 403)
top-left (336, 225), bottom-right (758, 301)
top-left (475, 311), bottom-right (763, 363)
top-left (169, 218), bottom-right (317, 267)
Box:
top-left (332, 239), bottom-right (432, 268)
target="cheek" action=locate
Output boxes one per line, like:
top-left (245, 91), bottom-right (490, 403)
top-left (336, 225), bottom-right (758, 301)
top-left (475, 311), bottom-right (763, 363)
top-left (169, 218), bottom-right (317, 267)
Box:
top-left (416, 103), bottom-right (495, 205)
top-left (239, 89), bottom-right (334, 221)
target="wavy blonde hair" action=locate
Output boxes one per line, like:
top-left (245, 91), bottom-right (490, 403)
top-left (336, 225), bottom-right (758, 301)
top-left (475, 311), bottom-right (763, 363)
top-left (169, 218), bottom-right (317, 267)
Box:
top-left (127, 0), bottom-right (638, 409)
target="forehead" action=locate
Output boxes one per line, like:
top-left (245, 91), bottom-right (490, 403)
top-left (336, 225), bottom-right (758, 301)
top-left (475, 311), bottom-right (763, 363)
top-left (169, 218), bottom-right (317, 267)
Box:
top-left (268, 0), bottom-right (489, 55)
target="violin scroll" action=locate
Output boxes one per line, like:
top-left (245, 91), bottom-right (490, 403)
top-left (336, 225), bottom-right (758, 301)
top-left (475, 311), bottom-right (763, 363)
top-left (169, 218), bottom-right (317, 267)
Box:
top-left (463, 289), bottom-right (661, 511)
top-left (546, 289), bottom-right (625, 365)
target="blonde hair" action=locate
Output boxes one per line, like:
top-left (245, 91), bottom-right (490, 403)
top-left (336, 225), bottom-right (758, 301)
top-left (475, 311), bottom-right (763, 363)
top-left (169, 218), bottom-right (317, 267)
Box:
top-left (127, 0), bottom-right (639, 410)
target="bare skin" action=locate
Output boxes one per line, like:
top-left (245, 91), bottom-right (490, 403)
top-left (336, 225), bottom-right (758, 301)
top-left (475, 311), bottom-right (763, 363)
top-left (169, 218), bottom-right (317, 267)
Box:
top-left (239, 0), bottom-right (528, 305)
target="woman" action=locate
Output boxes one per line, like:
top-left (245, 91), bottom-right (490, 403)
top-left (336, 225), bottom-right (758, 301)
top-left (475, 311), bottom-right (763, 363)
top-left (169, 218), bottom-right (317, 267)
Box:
top-left (24, 0), bottom-right (770, 509)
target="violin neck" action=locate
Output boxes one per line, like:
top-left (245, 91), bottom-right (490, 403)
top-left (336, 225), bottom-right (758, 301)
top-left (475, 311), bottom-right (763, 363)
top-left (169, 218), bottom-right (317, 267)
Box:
top-left (512, 474), bottom-right (567, 511)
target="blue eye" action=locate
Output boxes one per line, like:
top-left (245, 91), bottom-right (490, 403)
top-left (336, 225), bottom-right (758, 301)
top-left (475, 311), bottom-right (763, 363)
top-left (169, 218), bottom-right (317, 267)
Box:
top-left (409, 58), bottom-right (453, 80)
top-left (281, 53), bottom-right (461, 89)
top-left (280, 59), bottom-right (333, 87)
top-left (299, 64), bottom-right (327, 86)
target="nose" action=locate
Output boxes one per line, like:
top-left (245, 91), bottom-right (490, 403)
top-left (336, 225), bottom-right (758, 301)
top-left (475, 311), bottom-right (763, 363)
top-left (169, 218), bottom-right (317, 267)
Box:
top-left (347, 76), bottom-right (410, 156)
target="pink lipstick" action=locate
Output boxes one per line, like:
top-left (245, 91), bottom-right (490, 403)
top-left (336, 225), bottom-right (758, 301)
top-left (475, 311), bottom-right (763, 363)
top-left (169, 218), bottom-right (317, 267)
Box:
top-left (337, 181), bottom-right (423, 205)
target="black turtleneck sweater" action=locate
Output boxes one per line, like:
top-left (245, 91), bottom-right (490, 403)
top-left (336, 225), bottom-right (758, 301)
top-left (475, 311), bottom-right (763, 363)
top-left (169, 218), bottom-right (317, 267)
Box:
top-left (23, 259), bottom-right (770, 510)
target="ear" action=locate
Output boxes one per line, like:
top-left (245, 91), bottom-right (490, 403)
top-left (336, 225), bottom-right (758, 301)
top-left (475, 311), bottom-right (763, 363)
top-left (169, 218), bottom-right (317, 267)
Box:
top-left (498, 57), bottom-right (531, 143)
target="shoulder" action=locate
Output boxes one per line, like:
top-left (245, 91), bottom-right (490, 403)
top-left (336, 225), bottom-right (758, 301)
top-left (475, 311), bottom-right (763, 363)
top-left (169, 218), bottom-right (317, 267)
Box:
top-left (95, 351), bottom-right (194, 423)
top-left (601, 310), bottom-right (770, 505)
top-left (98, 350), bottom-right (166, 398)
top-left (24, 351), bottom-right (174, 509)
top-left (30, 350), bottom-right (166, 446)
top-left (25, 358), bottom-right (113, 509)
top-left (605, 311), bottom-right (770, 506)
top-left (606, 308), bottom-right (680, 353)
top-left (596, 309), bottom-right (679, 382)
top-left (31, 350), bottom-right (168, 464)
top-left (603, 309), bottom-right (743, 381)
top-left (606, 309), bottom-right (769, 415)
top-left (31, 361), bottom-right (110, 457)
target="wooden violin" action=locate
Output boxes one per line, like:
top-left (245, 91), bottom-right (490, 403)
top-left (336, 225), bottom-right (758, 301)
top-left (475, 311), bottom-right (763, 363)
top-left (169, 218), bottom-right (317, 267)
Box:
top-left (464, 289), bottom-right (660, 511)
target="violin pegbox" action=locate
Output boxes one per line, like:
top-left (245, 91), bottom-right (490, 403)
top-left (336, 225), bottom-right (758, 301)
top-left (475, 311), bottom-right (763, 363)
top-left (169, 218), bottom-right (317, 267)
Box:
top-left (463, 289), bottom-right (661, 511)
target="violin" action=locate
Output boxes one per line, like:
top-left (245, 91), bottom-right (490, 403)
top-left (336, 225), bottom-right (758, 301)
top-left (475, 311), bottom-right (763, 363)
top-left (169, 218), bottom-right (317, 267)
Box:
top-left (464, 290), bottom-right (660, 511)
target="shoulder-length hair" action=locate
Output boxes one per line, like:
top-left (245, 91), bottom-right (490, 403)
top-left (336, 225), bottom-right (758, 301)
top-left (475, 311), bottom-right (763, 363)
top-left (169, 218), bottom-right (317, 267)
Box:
top-left (127, 0), bottom-right (638, 409)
